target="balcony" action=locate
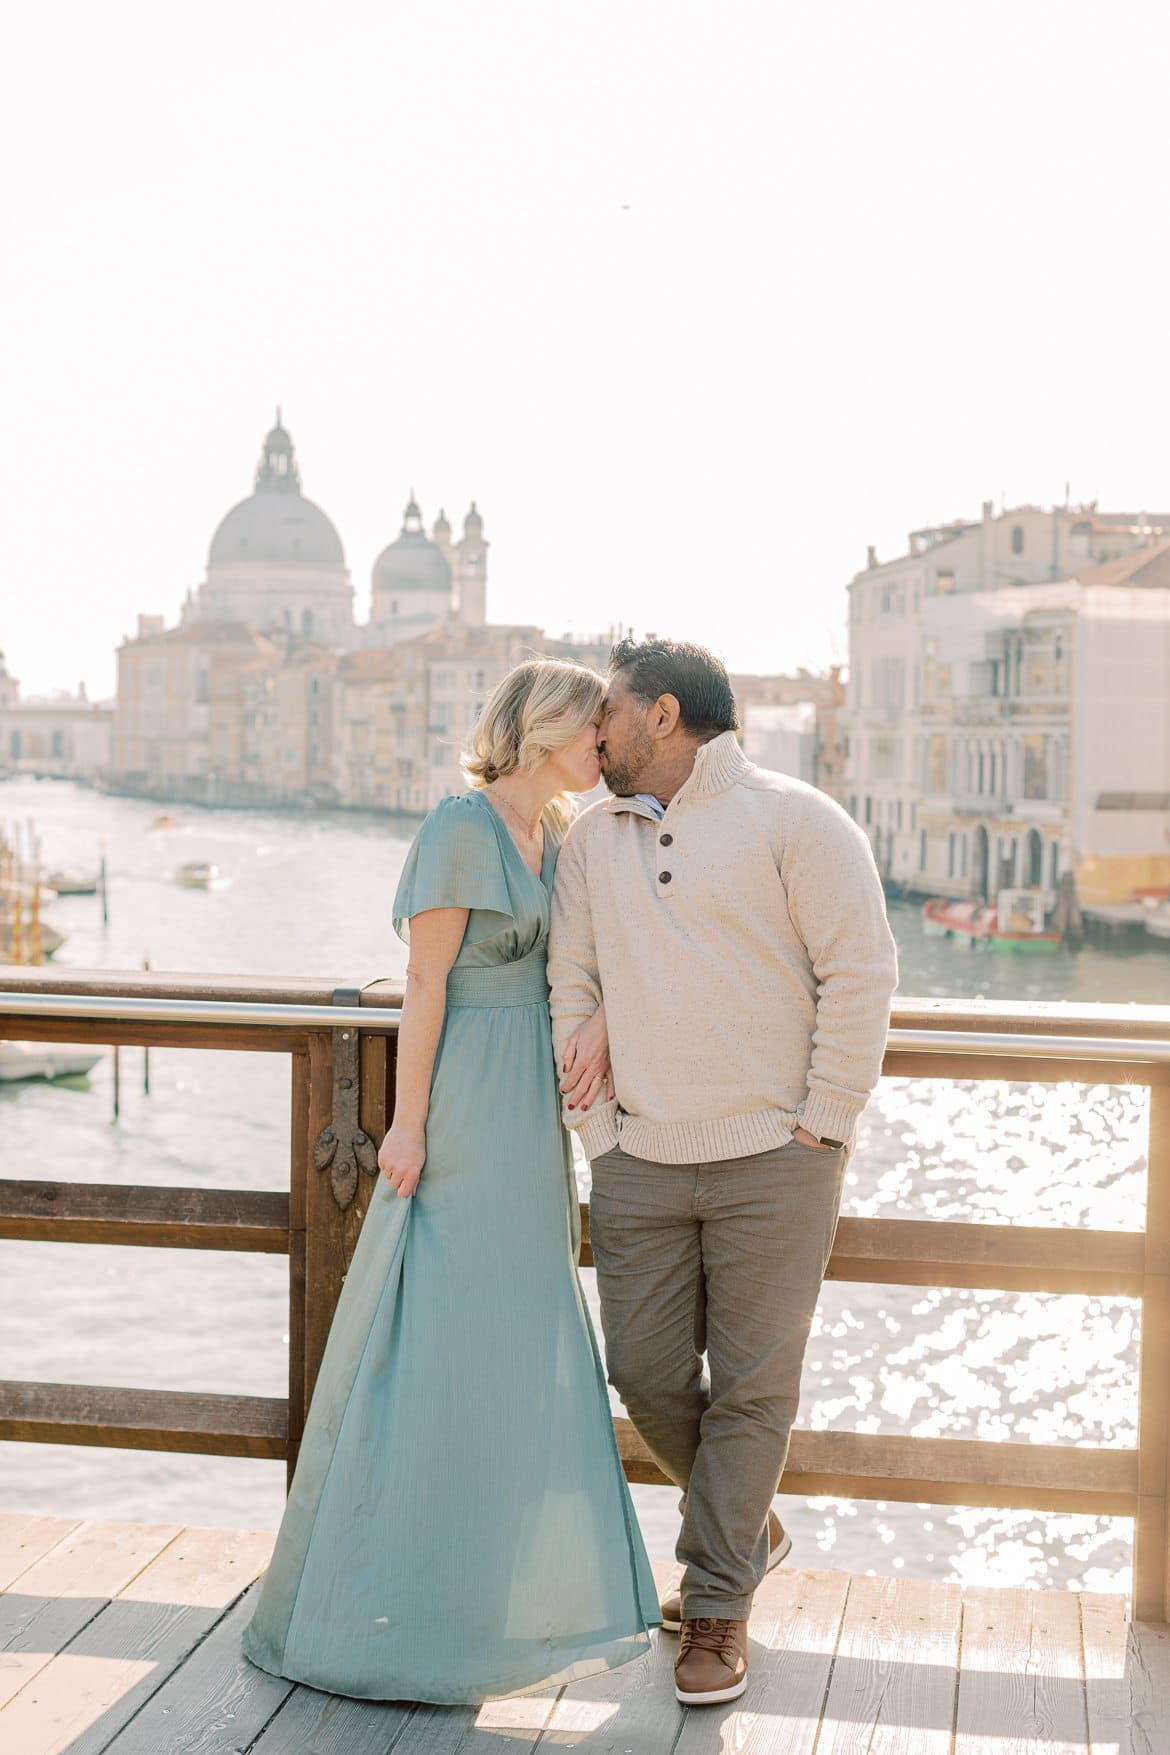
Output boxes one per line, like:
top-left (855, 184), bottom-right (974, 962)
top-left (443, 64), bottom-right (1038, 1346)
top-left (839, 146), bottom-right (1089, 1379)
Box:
top-left (0, 975), bottom-right (1167, 1748)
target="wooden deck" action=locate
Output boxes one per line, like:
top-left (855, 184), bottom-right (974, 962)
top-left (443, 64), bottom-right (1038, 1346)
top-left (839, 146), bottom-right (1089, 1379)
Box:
top-left (0, 1514), bottom-right (1161, 1754)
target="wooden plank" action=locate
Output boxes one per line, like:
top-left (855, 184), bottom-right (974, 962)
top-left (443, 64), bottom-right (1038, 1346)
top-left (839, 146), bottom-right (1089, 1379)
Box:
top-left (827, 1217), bottom-right (1144, 1297)
top-left (883, 1051), bottom-right (1163, 1087)
top-left (0, 1182), bottom-right (290, 1252)
top-left (1136, 1085), bottom-right (1170, 1622)
top-left (397, 1695), bottom-right (559, 1753)
top-left (1128, 1618), bottom-right (1170, 1753)
top-left (536, 1563), bottom-right (679, 1755)
top-left (250, 1687), bottom-right (416, 1754)
top-left (675, 1566), bottom-right (851, 1755)
top-left (1078, 1593), bottom-right (1129, 1755)
top-left (0, 1525), bottom-right (273, 1755)
top-left (0, 1383), bottom-right (287, 1460)
top-left (0, 1018), bottom-right (307, 1053)
top-left (580, 1208), bottom-right (1145, 1293)
top-left (890, 997), bottom-right (1170, 1040)
top-left (814, 1573), bottom-right (960, 1755)
top-left (955, 1585), bottom-right (1087, 1754)
top-left (99, 1582), bottom-right (294, 1754)
top-left (0, 970), bottom-right (394, 1005)
top-left (0, 1515), bottom-right (81, 1591)
top-left (0, 1520), bottom-right (179, 1711)
top-left (614, 1418), bottom-right (1138, 1514)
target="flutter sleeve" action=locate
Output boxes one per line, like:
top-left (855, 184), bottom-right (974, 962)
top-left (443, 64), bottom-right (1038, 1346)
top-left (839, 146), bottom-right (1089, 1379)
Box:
top-left (392, 794), bottom-right (515, 945)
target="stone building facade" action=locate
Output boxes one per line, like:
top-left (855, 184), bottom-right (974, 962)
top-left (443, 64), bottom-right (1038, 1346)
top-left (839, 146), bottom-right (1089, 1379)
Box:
top-left (843, 501), bottom-right (1169, 888)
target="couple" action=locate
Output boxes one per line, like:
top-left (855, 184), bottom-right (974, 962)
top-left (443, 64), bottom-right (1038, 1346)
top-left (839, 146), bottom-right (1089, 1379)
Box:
top-left (242, 637), bottom-right (898, 1708)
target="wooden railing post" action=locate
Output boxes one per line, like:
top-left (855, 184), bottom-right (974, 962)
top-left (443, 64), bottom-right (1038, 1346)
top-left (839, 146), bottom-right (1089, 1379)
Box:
top-left (287, 1022), bottom-right (393, 1486)
top-left (286, 1049), bottom-right (310, 1488)
top-left (1135, 1083), bottom-right (1170, 1620)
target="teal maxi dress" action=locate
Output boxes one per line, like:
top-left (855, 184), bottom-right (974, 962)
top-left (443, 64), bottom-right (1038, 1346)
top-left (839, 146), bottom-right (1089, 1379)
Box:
top-left (242, 791), bottom-right (659, 1704)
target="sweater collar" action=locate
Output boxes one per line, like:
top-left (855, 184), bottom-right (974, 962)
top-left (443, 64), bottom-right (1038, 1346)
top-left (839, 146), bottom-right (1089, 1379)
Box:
top-left (605, 731), bottom-right (752, 814)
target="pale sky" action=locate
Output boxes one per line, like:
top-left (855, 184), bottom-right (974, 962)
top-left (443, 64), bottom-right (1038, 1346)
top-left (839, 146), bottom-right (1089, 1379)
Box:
top-left (3, 0), bottom-right (1168, 698)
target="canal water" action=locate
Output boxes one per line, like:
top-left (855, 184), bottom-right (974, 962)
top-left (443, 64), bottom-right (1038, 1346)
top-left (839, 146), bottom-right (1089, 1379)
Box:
top-left (1, 778), bottom-right (1166, 1595)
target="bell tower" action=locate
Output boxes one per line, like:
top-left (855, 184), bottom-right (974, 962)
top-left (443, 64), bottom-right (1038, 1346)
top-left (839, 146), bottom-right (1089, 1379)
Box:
top-left (455, 502), bottom-right (488, 627)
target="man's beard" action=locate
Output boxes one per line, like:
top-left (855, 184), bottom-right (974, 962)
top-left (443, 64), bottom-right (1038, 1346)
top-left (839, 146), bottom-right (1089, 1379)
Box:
top-left (600, 727), bottom-right (655, 797)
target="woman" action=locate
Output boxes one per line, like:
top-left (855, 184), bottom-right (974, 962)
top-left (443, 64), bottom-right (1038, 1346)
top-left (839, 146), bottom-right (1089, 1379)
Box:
top-left (242, 658), bottom-right (660, 1704)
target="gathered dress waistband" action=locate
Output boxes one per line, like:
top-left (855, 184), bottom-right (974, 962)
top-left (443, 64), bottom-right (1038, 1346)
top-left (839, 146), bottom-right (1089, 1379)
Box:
top-left (445, 950), bottom-right (550, 1008)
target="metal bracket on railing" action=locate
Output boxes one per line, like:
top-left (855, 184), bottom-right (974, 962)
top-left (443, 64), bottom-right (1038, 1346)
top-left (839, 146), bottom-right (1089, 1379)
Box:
top-left (313, 985), bottom-right (380, 1210)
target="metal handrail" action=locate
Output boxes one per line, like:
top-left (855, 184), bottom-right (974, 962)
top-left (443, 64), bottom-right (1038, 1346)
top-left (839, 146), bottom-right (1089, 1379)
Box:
top-left (0, 989), bottom-right (1168, 1060)
top-left (0, 992), bottom-right (403, 1031)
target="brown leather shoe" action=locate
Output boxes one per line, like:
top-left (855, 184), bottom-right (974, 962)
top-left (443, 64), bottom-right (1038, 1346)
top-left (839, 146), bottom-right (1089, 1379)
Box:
top-left (660, 1509), bottom-right (791, 1632)
top-left (674, 1617), bottom-right (748, 1705)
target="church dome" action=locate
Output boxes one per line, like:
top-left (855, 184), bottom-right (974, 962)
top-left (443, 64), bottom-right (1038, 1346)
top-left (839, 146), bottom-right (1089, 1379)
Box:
top-left (372, 496), bottom-right (452, 595)
top-left (208, 414), bottom-right (345, 568)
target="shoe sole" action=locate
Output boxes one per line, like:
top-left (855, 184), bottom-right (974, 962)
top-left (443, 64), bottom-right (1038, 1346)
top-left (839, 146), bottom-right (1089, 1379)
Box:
top-left (660, 1530), bottom-right (794, 1633)
top-left (675, 1676), bottom-right (748, 1706)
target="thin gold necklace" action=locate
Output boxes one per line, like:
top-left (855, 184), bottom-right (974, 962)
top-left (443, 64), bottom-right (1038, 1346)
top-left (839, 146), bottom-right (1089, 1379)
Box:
top-left (490, 787), bottom-right (543, 847)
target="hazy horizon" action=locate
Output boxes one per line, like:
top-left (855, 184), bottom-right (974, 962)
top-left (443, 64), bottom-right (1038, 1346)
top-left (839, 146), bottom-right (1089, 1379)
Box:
top-left (4, 0), bottom-right (1169, 697)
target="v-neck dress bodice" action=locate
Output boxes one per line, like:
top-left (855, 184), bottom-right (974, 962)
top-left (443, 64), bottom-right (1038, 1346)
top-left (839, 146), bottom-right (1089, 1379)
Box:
top-left (242, 790), bottom-right (658, 1705)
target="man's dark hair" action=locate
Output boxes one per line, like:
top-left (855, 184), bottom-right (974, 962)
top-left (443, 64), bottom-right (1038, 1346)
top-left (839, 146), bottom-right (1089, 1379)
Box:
top-left (608, 638), bottom-right (739, 739)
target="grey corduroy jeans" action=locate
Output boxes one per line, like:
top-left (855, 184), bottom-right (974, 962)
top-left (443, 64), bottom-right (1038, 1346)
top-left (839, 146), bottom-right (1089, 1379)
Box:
top-left (588, 1137), bottom-right (846, 1621)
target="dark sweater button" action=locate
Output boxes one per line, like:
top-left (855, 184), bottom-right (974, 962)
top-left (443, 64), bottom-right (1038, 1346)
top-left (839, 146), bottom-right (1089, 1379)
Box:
top-left (660, 832), bottom-right (673, 846)
top-left (659, 870), bottom-right (672, 884)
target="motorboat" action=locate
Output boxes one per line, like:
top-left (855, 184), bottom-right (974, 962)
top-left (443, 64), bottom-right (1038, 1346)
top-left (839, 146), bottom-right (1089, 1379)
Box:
top-left (175, 861), bottom-right (221, 889)
top-left (1145, 902), bottom-right (1170, 944)
top-left (922, 897), bottom-right (996, 942)
top-left (150, 812), bottom-right (182, 830)
top-left (0, 1042), bottom-right (102, 1083)
top-left (922, 889), bottom-right (1061, 953)
top-left (46, 869), bottom-right (99, 896)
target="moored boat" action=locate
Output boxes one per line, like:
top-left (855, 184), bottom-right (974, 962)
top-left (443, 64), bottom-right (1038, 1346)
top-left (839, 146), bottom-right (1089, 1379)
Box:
top-left (922, 896), bottom-right (996, 942)
top-left (922, 889), bottom-right (1062, 953)
top-left (1145, 902), bottom-right (1170, 944)
top-left (46, 869), bottom-right (99, 896)
top-left (175, 861), bottom-right (221, 889)
top-left (0, 1041), bottom-right (103, 1083)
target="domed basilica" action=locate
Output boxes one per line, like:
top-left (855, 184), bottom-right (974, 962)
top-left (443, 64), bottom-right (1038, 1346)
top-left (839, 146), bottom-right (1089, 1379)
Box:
top-left (183, 414), bottom-right (488, 647)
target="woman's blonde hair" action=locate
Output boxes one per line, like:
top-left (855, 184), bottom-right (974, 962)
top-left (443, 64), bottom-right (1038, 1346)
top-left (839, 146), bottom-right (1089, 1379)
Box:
top-left (464, 657), bottom-right (606, 831)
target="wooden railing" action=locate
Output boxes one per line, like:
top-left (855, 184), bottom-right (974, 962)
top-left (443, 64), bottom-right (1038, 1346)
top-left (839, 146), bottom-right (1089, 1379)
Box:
top-left (0, 971), bottom-right (1168, 1614)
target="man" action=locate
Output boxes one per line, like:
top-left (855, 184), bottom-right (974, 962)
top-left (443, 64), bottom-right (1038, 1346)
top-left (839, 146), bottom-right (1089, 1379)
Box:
top-left (548, 638), bottom-right (897, 1707)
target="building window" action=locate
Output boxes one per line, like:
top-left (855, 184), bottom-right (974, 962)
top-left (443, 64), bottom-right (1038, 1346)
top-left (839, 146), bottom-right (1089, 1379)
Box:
top-left (864, 796), bottom-right (872, 825)
top-left (301, 610), bottom-right (314, 636)
top-left (1023, 736), bottom-right (1048, 800)
top-left (896, 799), bottom-right (903, 830)
top-left (51, 730), bottom-right (65, 758)
top-left (1011, 525), bottom-right (1025, 555)
top-left (919, 829), bottom-right (927, 871)
top-left (948, 832), bottom-right (956, 877)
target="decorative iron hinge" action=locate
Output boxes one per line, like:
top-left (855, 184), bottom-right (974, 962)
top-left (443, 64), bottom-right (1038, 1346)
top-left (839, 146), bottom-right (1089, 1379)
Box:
top-left (312, 985), bottom-right (379, 1209)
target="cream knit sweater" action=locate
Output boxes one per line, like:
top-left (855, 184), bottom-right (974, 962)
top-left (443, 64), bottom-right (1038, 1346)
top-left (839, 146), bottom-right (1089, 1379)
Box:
top-left (548, 732), bottom-right (898, 1165)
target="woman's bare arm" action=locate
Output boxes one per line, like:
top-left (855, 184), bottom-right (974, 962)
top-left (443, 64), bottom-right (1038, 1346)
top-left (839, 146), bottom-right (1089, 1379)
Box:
top-left (377, 906), bottom-right (468, 1197)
